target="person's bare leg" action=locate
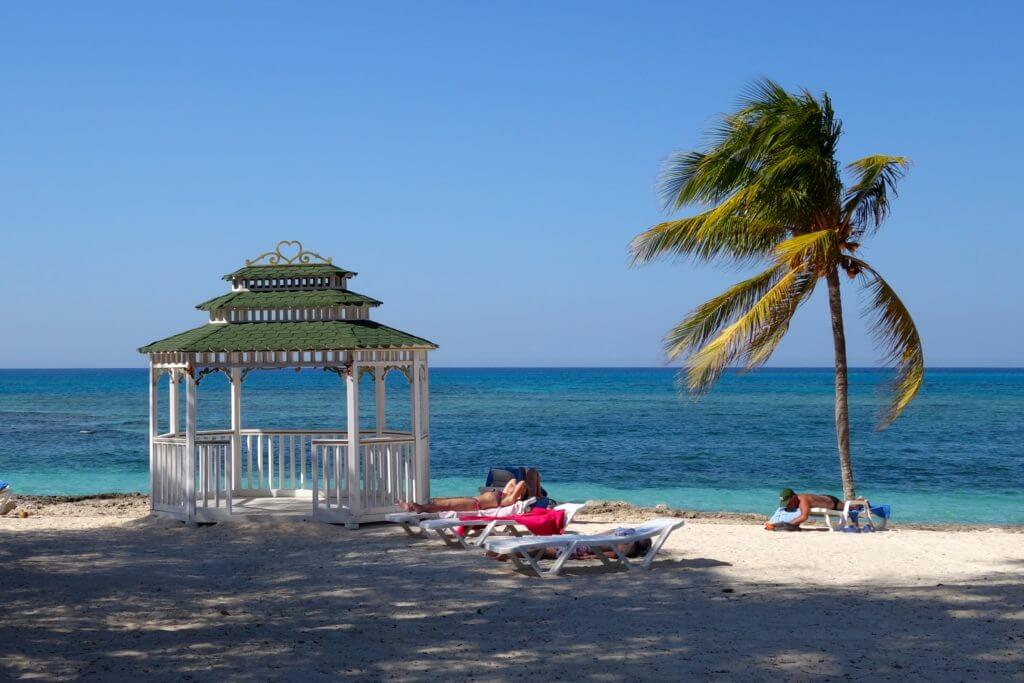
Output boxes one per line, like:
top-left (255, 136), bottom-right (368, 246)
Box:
top-left (406, 497), bottom-right (483, 513)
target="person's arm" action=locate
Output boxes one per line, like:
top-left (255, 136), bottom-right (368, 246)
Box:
top-left (789, 496), bottom-right (811, 526)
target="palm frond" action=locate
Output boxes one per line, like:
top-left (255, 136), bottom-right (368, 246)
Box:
top-left (746, 269), bottom-right (817, 367)
top-left (664, 265), bottom-right (782, 360)
top-left (850, 257), bottom-right (924, 427)
top-left (684, 268), bottom-right (803, 392)
top-left (842, 155), bottom-right (910, 235)
top-left (629, 201), bottom-right (787, 266)
top-left (656, 78), bottom-right (842, 216)
top-left (771, 229), bottom-right (840, 272)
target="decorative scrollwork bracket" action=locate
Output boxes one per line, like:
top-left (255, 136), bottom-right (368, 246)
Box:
top-left (323, 363), bottom-right (352, 380)
top-left (244, 240), bottom-right (333, 266)
top-left (195, 367), bottom-right (230, 386)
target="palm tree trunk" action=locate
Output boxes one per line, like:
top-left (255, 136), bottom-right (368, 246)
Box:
top-left (825, 267), bottom-right (856, 500)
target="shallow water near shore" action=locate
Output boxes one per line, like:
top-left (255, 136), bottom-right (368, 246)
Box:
top-left (1, 367), bottom-right (1021, 524)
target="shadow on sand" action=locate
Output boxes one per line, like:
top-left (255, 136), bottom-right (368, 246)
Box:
top-left (1, 518), bottom-right (1021, 680)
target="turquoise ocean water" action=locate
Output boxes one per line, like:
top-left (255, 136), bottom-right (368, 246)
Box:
top-left (0, 368), bottom-right (1021, 524)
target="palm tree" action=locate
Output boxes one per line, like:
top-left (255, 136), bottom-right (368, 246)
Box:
top-left (630, 80), bottom-right (923, 500)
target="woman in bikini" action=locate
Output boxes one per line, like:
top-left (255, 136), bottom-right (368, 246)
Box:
top-left (399, 468), bottom-right (541, 513)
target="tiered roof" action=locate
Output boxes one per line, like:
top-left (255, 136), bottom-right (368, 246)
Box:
top-left (195, 290), bottom-right (381, 311)
top-left (222, 263), bottom-right (355, 280)
top-left (138, 241), bottom-right (436, 354)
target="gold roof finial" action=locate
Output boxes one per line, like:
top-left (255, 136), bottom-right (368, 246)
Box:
top-left (244, 240), bottom-right (333, 266)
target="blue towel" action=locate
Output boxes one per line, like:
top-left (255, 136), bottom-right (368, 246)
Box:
top-left (849, 504), bottom-right (891, 523)
top-left (871, 504), bottom-right (891, 519)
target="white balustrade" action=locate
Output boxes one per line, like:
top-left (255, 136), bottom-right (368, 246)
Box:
top-left (311, 434), bottom-right (416, 519)
top-left (152, 435), bottom-right (189, 514)
top-left (235, 430), bottom-right (344, 495)
top-left (196, 436), bottom-right (232, 514)
top-left (153, 428), bottom-right (419, 521)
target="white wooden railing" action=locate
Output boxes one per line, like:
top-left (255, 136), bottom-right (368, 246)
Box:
top-left (196, 436), bottom-right (232, 515)
top-left (311, 435), bottom-right (416, 517)
top-left (151, 428), bottom-right (418, 521)
top-left (152, 436), bottom-right (189, 514)
top-left (236, 429), bottom-right (345, 494)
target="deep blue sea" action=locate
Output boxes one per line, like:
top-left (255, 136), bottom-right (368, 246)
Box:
top-left (0, 368), bottom-right (1021, 524)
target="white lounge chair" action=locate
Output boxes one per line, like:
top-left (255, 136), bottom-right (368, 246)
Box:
top-left (806, 507), bottom-right (843, 531)
top-left (483, 517), bottom-right (684, 578)
top-left (806, 499), bottom-right (879, 531)
top-left (384, 497), bottom-right (539, 538)
top-left (419, 502), bottom-right (587, 549)
top-left (383, 511), bottom-right (441, 537)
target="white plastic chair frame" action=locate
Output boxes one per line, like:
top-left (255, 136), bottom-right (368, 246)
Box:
top-left (383, 497), bottom-right (541, 539)
top-left (484, 517), bottom-right (684, 578)
top-left (807, 498), bottom-right (876, 531)
top-left (420, 502), bottom-right (585, 549)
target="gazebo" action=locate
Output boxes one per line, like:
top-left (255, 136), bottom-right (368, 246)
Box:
top-left (139, 241), bottom-right (436, 526)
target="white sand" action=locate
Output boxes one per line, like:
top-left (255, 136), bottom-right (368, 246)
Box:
top-left (1, 499), bottom-right (1022, 681)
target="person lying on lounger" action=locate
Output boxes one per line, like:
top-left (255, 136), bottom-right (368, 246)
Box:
top-left (400, 478), bottom-right (526, 513)
top-left (775, 488), bottom-right (869, 529)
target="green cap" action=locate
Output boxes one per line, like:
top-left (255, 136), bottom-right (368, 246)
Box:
top-left (779, 488), bottom-right (796, 503)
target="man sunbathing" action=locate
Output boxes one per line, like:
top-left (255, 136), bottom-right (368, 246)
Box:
top-left (399, 478), bottom-right (528, 513)
top-left (776, 487), bottom-right (869, 529)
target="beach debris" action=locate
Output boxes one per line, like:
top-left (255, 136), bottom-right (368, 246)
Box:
top-left (18, 509), bottom-right (30, 518)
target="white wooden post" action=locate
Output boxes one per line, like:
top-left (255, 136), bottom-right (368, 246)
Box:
top-left (411, 353), bottom-right (429, 504)
top-left (185, 371), bottom-right (197, 524)
top-left (148, 364), bottom-right (159, 512)
top-left (345, 361), bottom-right (361, 527)
top-left (374, 368), bottom-right (386, 436)
top-left (421, 356), bottom-right (430, 502)
top-left (230, 367), bottom-right (242, 490)
top-left (168, 369), bottom-right (179, 434)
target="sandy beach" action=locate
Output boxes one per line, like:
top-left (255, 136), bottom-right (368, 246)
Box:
top-left (0, 496), bottom-right (1021, 681)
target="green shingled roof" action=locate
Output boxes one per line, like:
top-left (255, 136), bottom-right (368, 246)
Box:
top-left (196, 289), bottom-right (382, 311)
top-left (138, 321), bottom-right (436, 353)
top-left (223, 264), bottom-right (354, 280)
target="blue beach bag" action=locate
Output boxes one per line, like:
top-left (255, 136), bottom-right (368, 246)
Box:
top-left (849, 504), bottom-right (892, 531)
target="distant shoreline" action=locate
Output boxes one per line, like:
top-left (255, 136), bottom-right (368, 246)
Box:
top-left (2, 366), bottom-right (1023, 371)
top-left (10, 493), bottom-right (1023, 532)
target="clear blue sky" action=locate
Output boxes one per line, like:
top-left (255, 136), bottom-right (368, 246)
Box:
top-left (1, 2), bottom-right (1021, 368)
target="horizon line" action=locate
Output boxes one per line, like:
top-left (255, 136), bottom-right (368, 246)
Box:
top-left (1, 366), bottom-right (1022, 371)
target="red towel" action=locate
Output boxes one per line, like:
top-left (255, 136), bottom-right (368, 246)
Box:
top-left (457, 507), bottom-right (566, 537)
